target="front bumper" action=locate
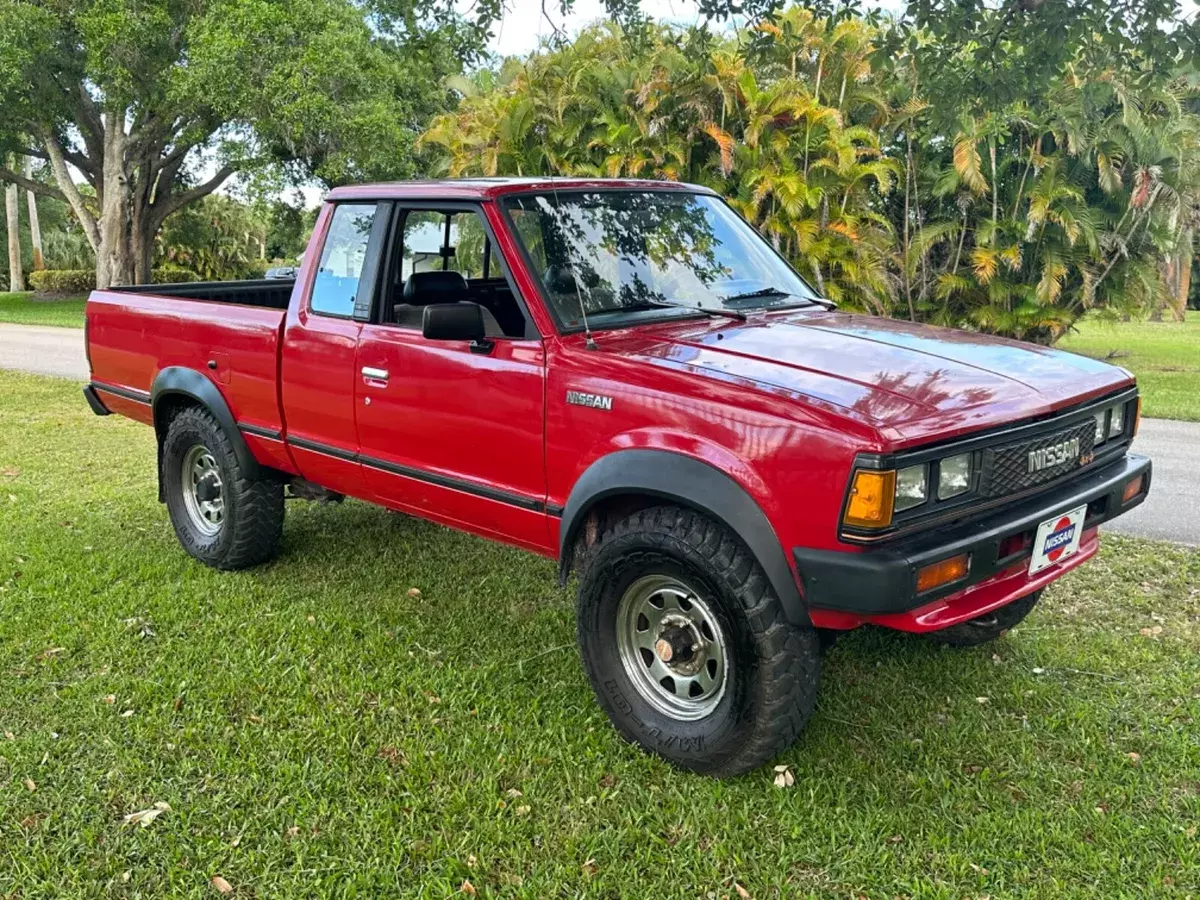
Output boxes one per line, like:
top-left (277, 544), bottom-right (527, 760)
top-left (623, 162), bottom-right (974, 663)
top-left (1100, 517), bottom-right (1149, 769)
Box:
top-left (794, 453), bottom-right (1151, 628)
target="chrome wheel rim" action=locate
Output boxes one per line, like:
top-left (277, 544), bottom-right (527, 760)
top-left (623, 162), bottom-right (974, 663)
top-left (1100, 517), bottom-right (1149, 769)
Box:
top-left (181, 444), bottom-right (224, 536)
top-left (615, 574), bottom-right (728, 721)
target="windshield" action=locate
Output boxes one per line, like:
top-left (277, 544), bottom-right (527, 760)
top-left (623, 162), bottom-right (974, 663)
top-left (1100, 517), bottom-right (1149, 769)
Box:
top-left (501, 190), bottom-right (819, 329)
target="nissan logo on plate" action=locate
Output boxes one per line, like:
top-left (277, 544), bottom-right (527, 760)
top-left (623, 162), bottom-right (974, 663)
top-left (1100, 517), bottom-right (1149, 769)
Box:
top-left (1027, 437), bottom-right (1080, 474)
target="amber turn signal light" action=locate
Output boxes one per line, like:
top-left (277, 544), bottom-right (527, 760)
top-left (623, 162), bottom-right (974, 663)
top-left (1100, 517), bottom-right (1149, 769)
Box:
top-left (844, 469), bottom-right (896, 529)
top-left (1122, 474), bottom-right (1145, 504)
top-left (916, 553), bottom-right (970, 594)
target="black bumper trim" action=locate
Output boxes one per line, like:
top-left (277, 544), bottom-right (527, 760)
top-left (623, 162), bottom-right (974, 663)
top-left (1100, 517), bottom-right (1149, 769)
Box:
top-left (82, 385), bottom-right (110, 416)
top-left (794, 453), bottom-right (1152, 616)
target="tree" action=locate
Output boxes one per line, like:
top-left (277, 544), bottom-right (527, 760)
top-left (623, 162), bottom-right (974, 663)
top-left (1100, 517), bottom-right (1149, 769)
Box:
top-left (22, 155), bottom-right (43, 271)
top-left (4, 156), bottom-right (20, 292)
top-left (0, 0), bottom-right (474, 288)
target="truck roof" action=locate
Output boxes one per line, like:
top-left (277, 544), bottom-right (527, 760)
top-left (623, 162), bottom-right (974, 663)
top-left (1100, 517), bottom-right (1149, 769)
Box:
top-left (327, 177), bottom-right (717, 202)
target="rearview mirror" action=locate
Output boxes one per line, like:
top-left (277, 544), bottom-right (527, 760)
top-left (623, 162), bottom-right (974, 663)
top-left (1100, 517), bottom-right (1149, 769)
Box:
top-left (422, 301), bottom-right (486, 343)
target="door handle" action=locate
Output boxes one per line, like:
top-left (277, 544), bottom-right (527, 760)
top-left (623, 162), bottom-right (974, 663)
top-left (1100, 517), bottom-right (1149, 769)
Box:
top-left (361, 366), bottom-right (389, 383)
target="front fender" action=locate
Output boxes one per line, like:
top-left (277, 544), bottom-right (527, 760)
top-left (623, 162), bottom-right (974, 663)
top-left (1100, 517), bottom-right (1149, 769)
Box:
top-left (558, 448), bottom-right (810, 627)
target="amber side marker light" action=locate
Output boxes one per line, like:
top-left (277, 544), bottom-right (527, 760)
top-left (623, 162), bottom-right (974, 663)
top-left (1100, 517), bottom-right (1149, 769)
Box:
top-left (916, 553), bottom-right (970, 595)
top-left (1122, 474), bottom-right (1145, 504)
top-left (844, 470), bottom-right (896, 529)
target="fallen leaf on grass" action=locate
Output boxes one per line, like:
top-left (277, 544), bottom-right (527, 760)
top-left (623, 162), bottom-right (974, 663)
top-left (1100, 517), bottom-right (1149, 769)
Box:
top-left (22, 778), bottom-right (36, 792)
top-left (0, 467), bottom-right (19, 477)
top-left (975, 696), bottom-right (990, 704)
top-left (306, 615), bottom-right (316, 624)
top-left (19, 813), bottom-right (46, 829)
top-left (581, 859), bottom-right (598, 878)
top-left (735, 883), bottom-right (752, 899)
top-left (515, 804), bottom-right (531, 815)
top-left (121, 709), bottom-right (135, 718)
top-left (772, 765), bottom-right (794, 788)
top-left (3, 731), bottom-right (13, 741)
top-left (423, 691), bottom-right (441, 704)
top-left (459, 880), bottom-right (477, 896)
top-left (1127, 752), bottom-right (1142, 765)
top-left (407, 587), bottom-right (422, 599)
top-left (102, 695), bottom-right (116, 705)
top-left (1139, 626), bottom-right (1163, 638)
top-left (505, 788), bottom-right (523, 799)
top-left (286, 826), bottom-right (300, 838)
top-left (123, 801), bottom-right (170, 828)
top-left (39, 647), bottom-right (67, 661)
top-left (467, 854), bottom-right (477, 868)
top-left (211, 875), bottom-right (234, 894)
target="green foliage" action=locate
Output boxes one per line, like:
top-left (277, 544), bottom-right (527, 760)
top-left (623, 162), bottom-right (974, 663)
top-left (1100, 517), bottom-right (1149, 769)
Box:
top-left (421, 7), bottom-right (1200, 342)
top-left (27, 270), bottom-right (96, 295)
top-left (155, 195), bottom-right (268, 282)
top-left (29, 267), bottom-right (198, 293)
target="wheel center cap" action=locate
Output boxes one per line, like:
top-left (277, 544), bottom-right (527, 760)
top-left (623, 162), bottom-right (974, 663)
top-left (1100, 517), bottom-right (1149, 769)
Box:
top-left (195, 475), bottom-right (221, 503)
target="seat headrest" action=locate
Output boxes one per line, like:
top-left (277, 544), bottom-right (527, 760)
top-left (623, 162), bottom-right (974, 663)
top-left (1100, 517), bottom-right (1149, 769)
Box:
top-left (403, 270), bottom-right (468, 306)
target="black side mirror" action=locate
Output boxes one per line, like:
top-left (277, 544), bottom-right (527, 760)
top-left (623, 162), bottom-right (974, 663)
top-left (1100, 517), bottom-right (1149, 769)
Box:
top-left (422, 302), bottom-right (491, 352)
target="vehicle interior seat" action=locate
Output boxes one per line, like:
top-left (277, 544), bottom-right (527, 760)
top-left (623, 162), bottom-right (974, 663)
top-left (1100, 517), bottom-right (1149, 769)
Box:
top-left (392, 270), bottom-right (503, 337)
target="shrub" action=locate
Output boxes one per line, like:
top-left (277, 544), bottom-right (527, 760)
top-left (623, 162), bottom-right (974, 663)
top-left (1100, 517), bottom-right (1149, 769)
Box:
top-left (30, 267), bottom-right (200, 293)
top-left (29, 269), bottom-right (95, 294)
top-left (150, 266), bottom-right (199, 284)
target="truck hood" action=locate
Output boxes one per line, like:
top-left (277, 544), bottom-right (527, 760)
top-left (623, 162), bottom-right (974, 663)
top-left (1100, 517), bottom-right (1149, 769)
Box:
top-left (622, 310), bottom-right (1133, 445)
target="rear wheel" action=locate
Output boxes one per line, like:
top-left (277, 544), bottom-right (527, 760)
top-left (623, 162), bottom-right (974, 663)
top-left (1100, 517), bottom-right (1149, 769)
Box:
top-left (162, 407), bottom-right (284, 570)
top-left (926, 590), bottom-right (1042, 647)
top-left (576, 505), bottom-right (821, 777)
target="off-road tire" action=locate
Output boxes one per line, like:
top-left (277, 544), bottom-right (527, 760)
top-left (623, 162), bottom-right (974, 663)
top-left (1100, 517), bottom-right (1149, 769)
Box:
top-left (576, 505), bottom-right (821, 777)
top-left (162, 406), bottom-right (283, 570)
top-left (926, 590), bottom-right (1042, 648)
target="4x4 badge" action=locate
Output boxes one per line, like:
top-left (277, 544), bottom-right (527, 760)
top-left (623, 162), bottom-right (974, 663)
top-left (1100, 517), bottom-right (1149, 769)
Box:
top-left (566, 390), bottom-right (613, 411)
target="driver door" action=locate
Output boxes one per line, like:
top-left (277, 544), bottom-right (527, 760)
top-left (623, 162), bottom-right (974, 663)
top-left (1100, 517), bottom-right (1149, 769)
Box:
top-left (353, 204), bottom-right (552, 554)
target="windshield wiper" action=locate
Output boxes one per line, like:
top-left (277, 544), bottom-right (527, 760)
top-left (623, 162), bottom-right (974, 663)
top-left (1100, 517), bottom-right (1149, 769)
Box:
top-left (623, 299), bottom-right (747, 322)
top-left (721, 287), bottom-right (834, 309)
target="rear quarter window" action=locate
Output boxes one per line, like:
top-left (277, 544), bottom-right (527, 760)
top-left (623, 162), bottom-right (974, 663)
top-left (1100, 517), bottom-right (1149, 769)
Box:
top-left (311, 204), bottom-right (377, 317)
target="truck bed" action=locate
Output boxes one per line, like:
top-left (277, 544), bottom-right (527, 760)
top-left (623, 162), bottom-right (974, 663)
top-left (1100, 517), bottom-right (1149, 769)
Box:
top-left (108, 278), bottom-right (295, 310)
top-left (86, 283), bottom-right (289, 443)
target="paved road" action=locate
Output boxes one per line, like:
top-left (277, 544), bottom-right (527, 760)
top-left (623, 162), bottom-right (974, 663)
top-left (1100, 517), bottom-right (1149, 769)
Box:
top-left (0, 322), bottom-right (89, 381)
top-left (0, 321), bottom-right (1195, 545)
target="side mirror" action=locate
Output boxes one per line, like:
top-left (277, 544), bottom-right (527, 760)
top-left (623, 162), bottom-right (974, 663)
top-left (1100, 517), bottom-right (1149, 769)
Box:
top-left (422, 302), bottom-right (490, 350)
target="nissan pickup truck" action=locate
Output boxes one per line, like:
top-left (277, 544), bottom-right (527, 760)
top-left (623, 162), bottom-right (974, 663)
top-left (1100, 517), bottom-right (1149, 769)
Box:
top-left (83, 178), bottom-right (1152, 777)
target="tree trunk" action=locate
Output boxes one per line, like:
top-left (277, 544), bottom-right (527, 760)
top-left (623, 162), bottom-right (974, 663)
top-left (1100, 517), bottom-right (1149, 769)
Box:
top-left (5, 168), bottom-right (22, 292)
top-left (95, 112), bottom-right (133, 289)
top-left (22, 156), bottom-right (43, 271)
top-left (1169, 227), bottom-right (1192, 323)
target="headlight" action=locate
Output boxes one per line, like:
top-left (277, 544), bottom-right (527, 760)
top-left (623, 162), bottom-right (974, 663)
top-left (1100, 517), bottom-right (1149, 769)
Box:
top-left (1093, 410), bottom-right (1107, 444)
top-left (937, 453), bottom-right (972, 499)
top-left (894, 464), bottom-right (927, 511)
top-left (1107, 403), bottom-right (1125, 438)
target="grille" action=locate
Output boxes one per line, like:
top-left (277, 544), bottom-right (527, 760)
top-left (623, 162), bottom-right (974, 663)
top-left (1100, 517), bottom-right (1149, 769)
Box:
top-left (981, 420), bottom-right (1097, 499)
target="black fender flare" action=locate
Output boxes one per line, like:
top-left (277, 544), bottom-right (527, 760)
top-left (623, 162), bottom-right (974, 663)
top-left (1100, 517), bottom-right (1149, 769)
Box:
top-left (557, 449), bottom-right (810, 627)
top-left (151, 366), bottom-right (261, 483)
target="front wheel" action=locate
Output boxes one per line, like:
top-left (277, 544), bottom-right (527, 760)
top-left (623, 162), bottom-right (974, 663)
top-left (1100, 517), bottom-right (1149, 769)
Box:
top-left (576, 506), bottom-right (821, 777)
top-left (162, 407), bottom-right (284, 570)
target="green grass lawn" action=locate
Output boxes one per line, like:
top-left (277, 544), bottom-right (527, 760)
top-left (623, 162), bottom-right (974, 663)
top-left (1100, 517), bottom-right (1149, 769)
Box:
top-left (0, 292), bottom-right (88, 328)
top-left (1059, 311), bottom-right (1200, 422)
top-left (0, 371), bottom-right (1197, 897)
top-left (0, 290), bottom-right (88, 328)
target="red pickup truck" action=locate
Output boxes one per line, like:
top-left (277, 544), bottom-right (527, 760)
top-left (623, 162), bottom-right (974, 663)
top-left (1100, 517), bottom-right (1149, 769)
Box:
top-left (84, 178), bottom-right (1151, 776)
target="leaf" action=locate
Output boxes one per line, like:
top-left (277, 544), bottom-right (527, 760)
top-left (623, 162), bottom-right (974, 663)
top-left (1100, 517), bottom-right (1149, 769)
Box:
top-left (1127, 752), bottom-right (1142, 765)
top-left (772, 765), bottom-right (795, 788)
top-left (976, 696), bottom-right (990, 704)
top-left (407, 587), bottom-right (422, 599)
top-left (0, 467), bottom-right (18, 477)
top-left (582, 858), bottom-right (599, 877)
top-left (735, 882), bottom-right (752, 899)
top-left (460, 880), bottom-right (477, 896)
top-left (22, 778), bottom-right (36, 793)
top-left (102, 695), bottom-right (116, 705)
top-left (211, 875), bottom-right (234, 894)
top-left (953, 135), bottom-right (989, 195)
top-left (123, 801), bottom-right (170, 828)
top-left (1139, 626), bottom-right (1163, 638)
top-left (515, 805), bottom-right (531, 815)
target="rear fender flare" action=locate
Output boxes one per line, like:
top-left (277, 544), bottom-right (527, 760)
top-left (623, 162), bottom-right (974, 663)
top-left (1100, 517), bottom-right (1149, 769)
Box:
top-left (151, 367), bottom-right (261, 491)
top-left (557, 449), bottom-right (810, 627)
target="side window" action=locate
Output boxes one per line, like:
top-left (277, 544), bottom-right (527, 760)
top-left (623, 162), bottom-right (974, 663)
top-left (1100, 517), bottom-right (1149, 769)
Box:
top-left (311, 203), bottom-right (377, 317)
top-left (400, 211), bottom-right (490, 279)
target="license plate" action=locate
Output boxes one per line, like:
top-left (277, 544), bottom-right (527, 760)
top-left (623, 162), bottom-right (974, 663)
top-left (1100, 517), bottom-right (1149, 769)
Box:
top-left (1028, 505), bottom-right (1088, 575)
